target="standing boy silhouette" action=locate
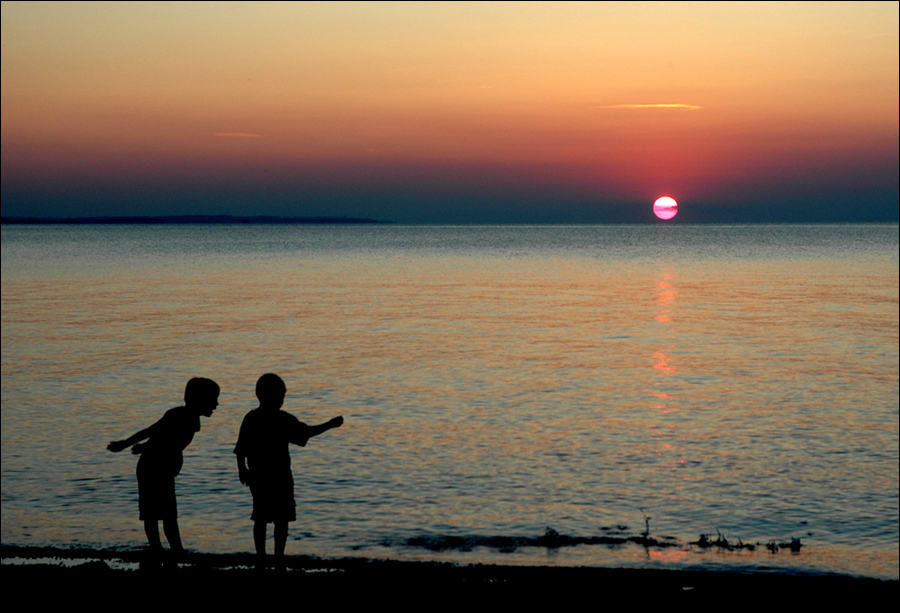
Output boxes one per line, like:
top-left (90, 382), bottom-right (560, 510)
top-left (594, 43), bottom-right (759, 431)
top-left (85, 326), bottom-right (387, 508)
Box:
top-left (235, 373), bottom-right (343, 560)
top-left (107, 377), bottom-right (220, 555)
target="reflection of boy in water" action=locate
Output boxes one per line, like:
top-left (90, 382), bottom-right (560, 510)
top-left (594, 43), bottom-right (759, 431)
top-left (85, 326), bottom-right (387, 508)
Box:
top-left (107, 377), bottom-right (220, 555)
top-left (235, 373), bottom-right (343, 559)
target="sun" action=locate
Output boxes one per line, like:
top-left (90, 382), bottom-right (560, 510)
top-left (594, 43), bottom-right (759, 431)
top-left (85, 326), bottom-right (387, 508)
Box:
top-left (653, 196), bottom-right (678, 220)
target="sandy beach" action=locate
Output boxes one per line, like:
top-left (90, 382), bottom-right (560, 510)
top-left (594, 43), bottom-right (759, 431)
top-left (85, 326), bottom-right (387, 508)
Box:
top-left (3, 545), bottom-right (895, 606)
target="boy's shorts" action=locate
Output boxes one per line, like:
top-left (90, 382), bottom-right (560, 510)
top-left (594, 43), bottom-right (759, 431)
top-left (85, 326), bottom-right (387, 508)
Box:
top-left (136, 461), bottom-right (177, 521)
top-left (249, 469), bottom-right (296, 523)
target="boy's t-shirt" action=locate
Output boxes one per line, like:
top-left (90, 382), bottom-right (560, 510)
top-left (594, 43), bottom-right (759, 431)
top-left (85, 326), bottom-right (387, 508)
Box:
top-left (234, 408), bottom-right (311, 474)
top-left (138, 406), bottom-right (201, 478)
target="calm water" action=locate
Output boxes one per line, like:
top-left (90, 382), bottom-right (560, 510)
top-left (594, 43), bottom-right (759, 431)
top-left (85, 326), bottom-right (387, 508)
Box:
top-left (1, 224), bottom-right (897, 579)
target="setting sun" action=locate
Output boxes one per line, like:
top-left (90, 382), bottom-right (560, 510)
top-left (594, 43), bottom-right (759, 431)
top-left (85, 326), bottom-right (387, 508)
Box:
top-left (653, 196), bottom-right (678, 220)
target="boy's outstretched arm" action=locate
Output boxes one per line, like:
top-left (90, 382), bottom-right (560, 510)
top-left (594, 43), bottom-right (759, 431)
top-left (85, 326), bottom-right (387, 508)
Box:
top-left (306, 416), bottom-right (344, 438)
top-left (107, 425), bottom-right (154, 453)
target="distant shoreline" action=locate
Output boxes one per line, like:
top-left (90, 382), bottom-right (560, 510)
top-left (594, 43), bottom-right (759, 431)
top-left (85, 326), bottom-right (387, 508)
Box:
top-left (0, 215), bottom-right (393, 225)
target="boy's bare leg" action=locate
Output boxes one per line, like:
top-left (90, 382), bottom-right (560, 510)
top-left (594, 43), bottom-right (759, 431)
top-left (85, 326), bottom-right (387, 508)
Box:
top-left (163, 518), bottom-right (184, 554)
top-left (274, 522), bottom-right (288, 558)
top-left (253, 521), bottom-right (268, 557)
top-left (144, 520), bottom-right (163, 551)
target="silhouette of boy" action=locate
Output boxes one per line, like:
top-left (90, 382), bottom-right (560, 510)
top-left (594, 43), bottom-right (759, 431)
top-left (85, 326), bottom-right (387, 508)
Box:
top-left (107, 377), bottom-right (220, 555)
top-left (235, 373), bottom-right (343, 559)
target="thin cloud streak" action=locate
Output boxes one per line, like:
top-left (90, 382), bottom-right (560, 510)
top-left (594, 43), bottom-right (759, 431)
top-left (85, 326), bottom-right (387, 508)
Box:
top-left (213, 132), bottom-right (262, 138)
top-left (597, 104), bottom-right (703, 110)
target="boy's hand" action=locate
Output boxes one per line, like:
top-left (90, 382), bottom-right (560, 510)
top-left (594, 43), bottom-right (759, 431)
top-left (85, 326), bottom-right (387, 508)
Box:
top-left (107, 440), bottom-right (128, 453)
top-left (329, 416), bottom-right (344, 429)
top-left (238, 466), bottom-right (251, 486)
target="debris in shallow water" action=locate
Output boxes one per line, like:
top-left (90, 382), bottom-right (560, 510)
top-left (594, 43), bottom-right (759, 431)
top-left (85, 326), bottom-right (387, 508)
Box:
top-left (640, 509), bottom-right (651, 539)
top-left (693, 530), bottom-right (737, 550)
top-left (766, 538), bottom-right (803, 553)
top-left (735, 538), bottom-right (756, 552)
top-left (691, 531), bottom-right (800, 553)
top-left (537, 527), bottom-right (562, 547)
top-left (398, 526), bottom-right (803, 556)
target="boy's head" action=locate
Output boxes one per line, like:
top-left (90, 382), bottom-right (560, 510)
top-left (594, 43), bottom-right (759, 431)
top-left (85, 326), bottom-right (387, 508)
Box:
top-left (184, 377), bottom-right (220, 416)
top-left (256, 373), bottom-right (286, 409)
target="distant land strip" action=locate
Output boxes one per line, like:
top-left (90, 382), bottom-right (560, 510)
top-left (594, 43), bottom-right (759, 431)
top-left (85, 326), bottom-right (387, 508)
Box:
top-left (0, 215), bottom-right (393, 225)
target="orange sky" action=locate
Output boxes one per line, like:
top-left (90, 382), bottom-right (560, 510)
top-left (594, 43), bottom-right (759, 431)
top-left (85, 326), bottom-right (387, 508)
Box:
top-left (2, 1), bottom-right (898, 222)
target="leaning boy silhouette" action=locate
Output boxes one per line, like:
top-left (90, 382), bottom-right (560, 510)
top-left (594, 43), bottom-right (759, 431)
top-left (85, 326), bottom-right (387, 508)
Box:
top-left (107, 377), bottom-right (220, 555)
top-left (235, 373), bottom-right (343, 559)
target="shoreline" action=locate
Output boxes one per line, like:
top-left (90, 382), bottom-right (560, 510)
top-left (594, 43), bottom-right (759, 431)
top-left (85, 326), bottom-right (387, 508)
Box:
top-left (3, 545), bottom-right (895, 603)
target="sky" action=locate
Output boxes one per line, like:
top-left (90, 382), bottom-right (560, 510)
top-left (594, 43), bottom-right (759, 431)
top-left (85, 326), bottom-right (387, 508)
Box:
top-left (2, 1), bottom-right (898, 223)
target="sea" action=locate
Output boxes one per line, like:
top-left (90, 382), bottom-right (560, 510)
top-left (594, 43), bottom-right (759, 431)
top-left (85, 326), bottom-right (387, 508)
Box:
top-left (1, 223), bottom-right (897, 579)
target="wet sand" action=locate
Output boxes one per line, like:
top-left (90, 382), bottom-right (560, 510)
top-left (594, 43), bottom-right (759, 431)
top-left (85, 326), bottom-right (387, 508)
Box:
top-left (2, 545), bottom-right (895, 605)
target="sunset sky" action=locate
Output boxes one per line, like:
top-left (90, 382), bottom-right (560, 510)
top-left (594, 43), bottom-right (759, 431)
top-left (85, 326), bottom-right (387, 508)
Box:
top-left (2, 1), bottom-right (898, 223)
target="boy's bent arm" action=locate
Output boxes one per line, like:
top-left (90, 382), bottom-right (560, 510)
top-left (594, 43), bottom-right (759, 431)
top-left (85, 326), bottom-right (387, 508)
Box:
top-left (107, 425), bottom-right (155, 453)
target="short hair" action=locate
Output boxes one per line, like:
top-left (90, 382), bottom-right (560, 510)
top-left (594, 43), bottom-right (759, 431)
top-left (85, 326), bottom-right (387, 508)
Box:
top-left (256, 373), bottom-right (286, 402)
top-left (184, 377), bottom-right (220, 404)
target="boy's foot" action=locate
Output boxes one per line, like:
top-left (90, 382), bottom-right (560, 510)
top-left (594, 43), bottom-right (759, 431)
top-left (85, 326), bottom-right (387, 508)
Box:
top-left (140, 546), bottom-right (165, 570)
